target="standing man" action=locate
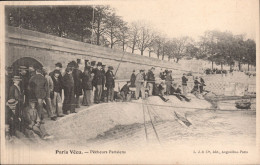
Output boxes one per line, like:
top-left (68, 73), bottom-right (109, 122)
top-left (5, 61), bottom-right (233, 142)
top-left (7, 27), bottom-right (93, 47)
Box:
top-left (72, 63), bottom-right (83, 108)
top-left (130, 70), bottom-right (136, 87)
top-left (49, 62), bottom-right (63, 96)
top-left (19, 66), bottom-right (30, 106)
top-left (135, 70), bottom-right (145, 100)
top-left (62, 67), bottom-right (76, 114)
top-left (101, 64), bottom-right (107, 102)
top-left (9, 76), bottom-right (24, 127)
top-left (51, 70), bottom-right (64, 117)
top-left (82, 66), bottom-right (94, 106)
top-left (42, 67), bottom-right (56, 121)
top-left (93, 62), bottom-right (103, 104)
top-left (165, 70), bottom-right (173, 95)
top-left (182, 73), bottom-right (188, 96)
top-left (146, 67), bottom-right (155, 96)
top-left (29, 67), bottom-right (48, 122)
top-left (105, 66), bottom-right (115, 102)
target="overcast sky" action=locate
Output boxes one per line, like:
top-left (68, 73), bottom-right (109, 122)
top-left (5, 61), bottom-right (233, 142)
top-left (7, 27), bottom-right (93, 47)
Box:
top-left (109, 0), bottom-right (258, 40)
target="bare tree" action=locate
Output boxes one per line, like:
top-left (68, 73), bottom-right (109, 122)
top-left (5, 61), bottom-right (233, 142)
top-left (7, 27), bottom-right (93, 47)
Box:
top-left (103, 12), bottom-right (125, 48)
top-left (137, 23), bottom-right (155, 56)
top-left (128, 22), bottom-right (140, 54)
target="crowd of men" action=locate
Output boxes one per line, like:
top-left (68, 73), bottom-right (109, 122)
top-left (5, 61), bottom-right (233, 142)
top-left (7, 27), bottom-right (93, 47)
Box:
top-left (5, 59), bottom-right (207, 142)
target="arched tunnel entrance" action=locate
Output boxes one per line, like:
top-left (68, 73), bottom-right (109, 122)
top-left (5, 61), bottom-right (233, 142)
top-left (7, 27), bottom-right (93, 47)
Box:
top-left (11, 57), bottom-right (43, 75)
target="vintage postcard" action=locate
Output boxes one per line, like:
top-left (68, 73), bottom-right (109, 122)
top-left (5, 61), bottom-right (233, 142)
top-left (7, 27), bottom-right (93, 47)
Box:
top-left (0, 0), bottom-right (259, 164)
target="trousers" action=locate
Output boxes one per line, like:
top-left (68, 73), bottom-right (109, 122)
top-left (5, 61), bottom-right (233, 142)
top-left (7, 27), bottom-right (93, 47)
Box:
top-left (135, 84), bottom-right (145, 99)
top-left (147, 83), bottom-right (154, 96)
top-left (94, 85), bottom-right (102, 103)
top-left (82, 89), bottom-right (92, 106)
top-left (52, 91), bottom-right (63, 116)
top-left (107, 87), bottom-right (114, 102)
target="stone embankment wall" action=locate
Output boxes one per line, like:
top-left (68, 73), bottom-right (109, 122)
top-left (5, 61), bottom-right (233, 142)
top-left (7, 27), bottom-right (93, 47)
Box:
top-left (6, 26), bottom-right (186, 79)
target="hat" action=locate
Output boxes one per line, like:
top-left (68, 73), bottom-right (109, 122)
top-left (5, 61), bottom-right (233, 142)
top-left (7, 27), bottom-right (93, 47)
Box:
top-left (195, 76), bottom-right (198, 79)
top-left (133, 70), bottom-right (135, 72)
top-left (6, 99), bottom-right (18, 106)
top-left (19, 66), bottom-right (28, 70)
top-left (140, 69), bottom-right (144, 72)
top-left (108, 66), bottom-right (114, 70)
top-left (53, 70), bottom-right (60, 75)
top-left (55, 62), bottom-right (62, 68)
top-left (12, 76), bottom-right (22, 81)
top-left (97, 62), bottom-right (102, 66)
top-left (67, 61), bottom-right (77, 68)
top-left (29, 99), bottom-right (37, 103)
top-left (183, 73), bottom-right (186, 75)
top-left (91, 61), bottom-right (96, 66)
top-left (65, 67), bottom-right (73, 72)
top-left (151, 67), bottom-right (155, 70)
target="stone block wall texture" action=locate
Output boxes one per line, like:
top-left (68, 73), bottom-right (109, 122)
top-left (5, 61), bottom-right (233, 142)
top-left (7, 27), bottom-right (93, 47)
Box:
top-left (6, 26), bottom-right (187, 80)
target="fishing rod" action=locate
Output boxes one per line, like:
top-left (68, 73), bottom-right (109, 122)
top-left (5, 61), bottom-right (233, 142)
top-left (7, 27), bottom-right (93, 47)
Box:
top-left (114, 52), bottom-right (126, 77)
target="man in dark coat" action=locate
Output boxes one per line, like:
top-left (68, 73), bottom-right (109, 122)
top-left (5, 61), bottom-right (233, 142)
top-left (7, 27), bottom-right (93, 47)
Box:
top-left (49, 62), bottom-right (63, 96)
top-left (101, 64), bottom-right (106, 102)
top-left (19, 66), bottom-right (30, 106)
top-left (105, 66), bottom-right (115, 102)
top-left (93, 62), bottom-right (103, 104)
top-left (72, 64), bottom-right (83, 108)
top-left (130, 70), bottom-right (136, 87)
top-left (165, 70), bottom-right (173, 95)
top-left (117, 81), bottom-right (131, 102)
top-left (199, 77), bottom-right (206, 93)
top-left (62, 67), bottom-right (76, 114)
top-left (170, 84), bottom-right (191, 102)
top-left (51, 70), bottom-right (64, 117)
top-left (182, 73), bottom-right (188, 96)
top-left (146, 67), bottom-right (155, 96)
top-left (29, 67), bottom-right (49, 122)
top-left (5, 66), bottom-right (14, 102)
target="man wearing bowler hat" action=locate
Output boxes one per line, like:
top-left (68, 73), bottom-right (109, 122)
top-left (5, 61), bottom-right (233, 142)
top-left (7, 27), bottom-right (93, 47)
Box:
top-left (105, 66), bottom-right (115, 102)
top-left (93, 62), bottom-right (103, 104)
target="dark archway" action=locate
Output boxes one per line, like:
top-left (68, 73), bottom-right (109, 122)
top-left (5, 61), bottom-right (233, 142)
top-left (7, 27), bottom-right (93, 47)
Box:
top-left (11, 57), bottom-right (43, 75)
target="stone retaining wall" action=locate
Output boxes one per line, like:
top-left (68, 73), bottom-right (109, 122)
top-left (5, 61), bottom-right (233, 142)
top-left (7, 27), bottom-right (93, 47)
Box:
top-left (6, 26), bottom-right (186, 79)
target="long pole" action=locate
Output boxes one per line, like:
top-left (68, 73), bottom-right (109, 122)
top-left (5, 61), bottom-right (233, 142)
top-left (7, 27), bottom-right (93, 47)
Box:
top-left (114, 52), bottom-right (126, 76)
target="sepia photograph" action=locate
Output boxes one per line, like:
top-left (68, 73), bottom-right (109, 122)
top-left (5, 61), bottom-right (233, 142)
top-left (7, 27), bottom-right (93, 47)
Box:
top-left (0, 0), bottom-right (259, 164)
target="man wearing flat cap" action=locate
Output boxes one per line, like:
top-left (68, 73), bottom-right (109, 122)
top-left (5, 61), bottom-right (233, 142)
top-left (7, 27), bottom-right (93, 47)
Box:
top-left (105, 66), bottom-right (115, 102)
